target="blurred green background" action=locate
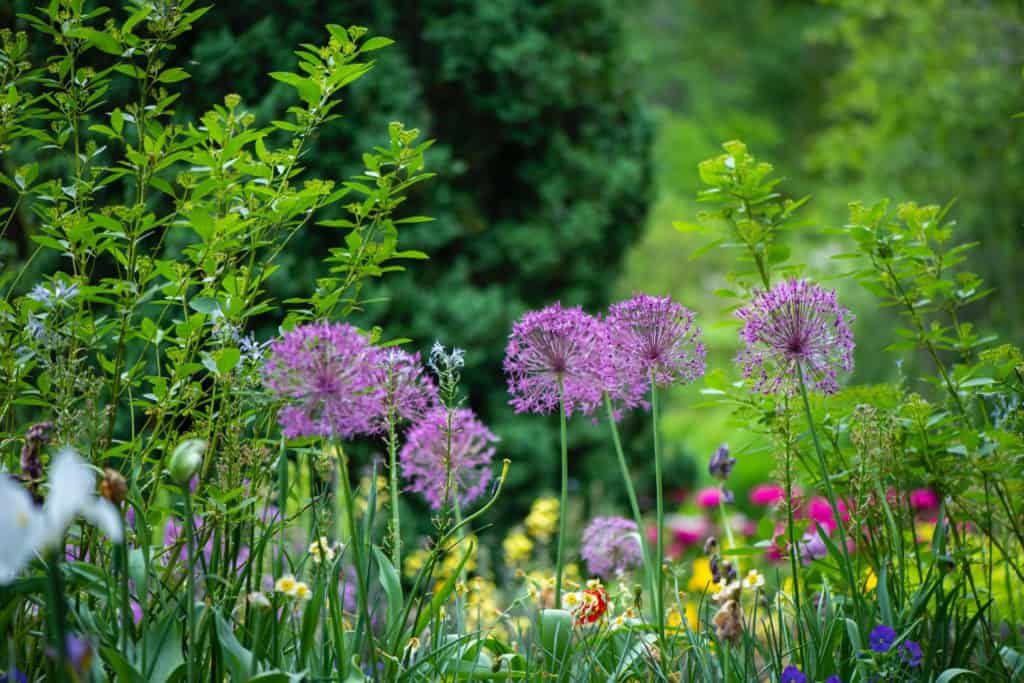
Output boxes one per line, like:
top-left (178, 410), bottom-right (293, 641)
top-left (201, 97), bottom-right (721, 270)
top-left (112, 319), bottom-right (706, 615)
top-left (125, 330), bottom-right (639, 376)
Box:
top-left (3, 0), bottom-right (1022, 534)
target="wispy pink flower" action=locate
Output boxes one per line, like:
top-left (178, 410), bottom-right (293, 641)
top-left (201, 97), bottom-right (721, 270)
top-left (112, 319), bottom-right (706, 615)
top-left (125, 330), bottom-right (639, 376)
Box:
top-left (735, 279), bottom-right (855, 395)
top-left (400, 407), bottom-right (499, 510)
top-left (264, 322), bottom-right (385, 439)
top-left (750, 483), bottom-right (785, 506)
top-left (504, 303), bottom-right (606, 416)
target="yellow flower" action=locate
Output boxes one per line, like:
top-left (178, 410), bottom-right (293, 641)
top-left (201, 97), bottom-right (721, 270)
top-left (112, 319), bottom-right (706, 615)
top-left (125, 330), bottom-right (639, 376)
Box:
top-left (684, 602), bottom-right (699, 630)
top-left (404, 548), bottom-right (429, 578)
top-left (864, 567), bottom-right (878, 592)
top-left (526, 498), bottom-right (559, 542)
top-left (503, 531), bottom-right (534, 566)
top-left (293, 582), bottom-right (314, 601)
top-left (666, 606), bottom-right (683, 630)
top-left (274, 575), bottom-right (298, 596)
top-left (687, 558), bottom-right (722, 594)
top-left (915, 521), bottom-right (936, 544)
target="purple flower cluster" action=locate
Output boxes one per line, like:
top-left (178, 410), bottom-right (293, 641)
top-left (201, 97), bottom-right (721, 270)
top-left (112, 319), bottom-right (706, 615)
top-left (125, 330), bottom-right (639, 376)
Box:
top-left (735, 279), bottom-right (855, 395)
top-left (264, 322), bottom-right (385, 439)
top-left (377, 349), bottom-right (438, 428)
top-left (580, 516), bottom-right (643, 579)
top-left (869, 624), bottom-right (897, 653)
top-left (399, 407), bottom-right (498, 510)
top-left (503, 303), bottom-right (607, 416)
top-left (780, 665), bottom-right (806, 683)
top-left (605, 294), bottom-right (705, 389)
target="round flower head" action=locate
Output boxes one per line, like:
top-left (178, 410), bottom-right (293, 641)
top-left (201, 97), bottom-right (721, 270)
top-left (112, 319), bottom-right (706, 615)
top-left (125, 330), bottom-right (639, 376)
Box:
top-left (376, 349), bottom-right (438, 428)
top-left (264, 322), bottom-right (385, 439)
top-left (503, 303), bottom-right (606, 416)
top-left (400, 407), bottom-right (498, 510)
top-left (605, 294), bottom-right (705, 388)
top-left (580, 516), bottom-right (643, 579)
top-left (735, 279), bottom-right (855, 395)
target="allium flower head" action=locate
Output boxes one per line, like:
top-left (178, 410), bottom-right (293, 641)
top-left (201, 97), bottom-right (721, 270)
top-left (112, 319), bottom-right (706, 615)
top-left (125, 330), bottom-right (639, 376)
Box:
top-left (736, 279), bottom-right (855, 395)
top-left (400, 407), bottom-right (498, 510)
top-left (580, 516), bottom-right (642, 579)
top-left (869, 624), bottom-right (897, 653)
top-left (605, 294), bottom-right (705, 388)
top-left (503, 303), bottom-right (605, 416)
top-left (264, 322), bottom-right (385, 439)
top-left (377, 349), bottom-right (438, 428)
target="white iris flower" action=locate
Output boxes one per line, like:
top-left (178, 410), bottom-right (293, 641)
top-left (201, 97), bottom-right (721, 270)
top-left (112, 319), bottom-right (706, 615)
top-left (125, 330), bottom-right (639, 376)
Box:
top-left (0, 447), bottom-right (123, 584)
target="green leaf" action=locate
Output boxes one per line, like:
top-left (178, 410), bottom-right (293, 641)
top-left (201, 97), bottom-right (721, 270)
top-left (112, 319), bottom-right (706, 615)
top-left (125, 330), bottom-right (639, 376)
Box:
top-left (158, 68), bottom-right (191, 83)
top-left (935, 669), bottom-right (977, 683)
top-left (99, 648), bottom-right (145, 683)
top-left (188, 297), bottom-right (220, 315)
top-left (360, 36), bottom-right (394, 52)
top-left (372, 547), bottom-right (404, 642)
top-left (214, 612), bottom-right (254, 681)
top-left (70, 27), bottom-right (122, 55)
top-left (538, 609), bottom-right (573, 681)
top-left (216, 347), bottom-right (241, 375)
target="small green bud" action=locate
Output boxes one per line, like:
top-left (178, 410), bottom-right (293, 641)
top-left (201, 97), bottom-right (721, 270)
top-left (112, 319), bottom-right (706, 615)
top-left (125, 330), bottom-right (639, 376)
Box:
top-left (169, 438), bottom-right (207, 485)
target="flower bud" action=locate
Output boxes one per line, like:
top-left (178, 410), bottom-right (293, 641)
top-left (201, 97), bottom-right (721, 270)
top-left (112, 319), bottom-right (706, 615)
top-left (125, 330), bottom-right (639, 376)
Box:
top-left (169, 438), bottom-right (206, 485)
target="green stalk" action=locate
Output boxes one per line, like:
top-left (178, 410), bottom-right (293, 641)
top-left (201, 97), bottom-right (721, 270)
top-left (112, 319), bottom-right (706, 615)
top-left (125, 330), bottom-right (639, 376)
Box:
top-left (335, 443), bottom-right (378, 671)
top-left (45, 552), bottom-right (69, 683)
top-left (602, 394), bottom-right (655, 614)
top-left (554, 379), bottom-right (569, 608)
top-left (795, 362), bottom-right (862, 618)
top-left (650, 372), bottom-right (665, 643)
top-left (387, 407), bottom-right (402, 572)
top-left (183, 489), bottom-right (197, 683)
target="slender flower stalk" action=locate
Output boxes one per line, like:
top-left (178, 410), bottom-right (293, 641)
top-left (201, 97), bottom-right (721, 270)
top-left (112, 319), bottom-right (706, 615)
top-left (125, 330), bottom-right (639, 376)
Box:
top-left (650, 372), bottom-right (666, 642)
top-left (555, 378), bottom-right (569, 607)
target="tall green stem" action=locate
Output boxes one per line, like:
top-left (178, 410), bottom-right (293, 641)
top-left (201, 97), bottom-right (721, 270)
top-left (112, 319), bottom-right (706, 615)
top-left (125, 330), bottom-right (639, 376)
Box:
top-left (603, 394), bottom-right (655, 612)
top-left (183, 489), bottom-right (197, 683)
top-left (554, 379), bottom-right (569, 608)
top-left (335, 444), bottom-right (378, 671)
top-left (386, 409), bottom-right (402, 572)
top-left (45, 552), bottom-right (69, 683)
top-left (795, 363), bottom-right (862, 618)
top-left (650, 372), bottom-right (665, 643)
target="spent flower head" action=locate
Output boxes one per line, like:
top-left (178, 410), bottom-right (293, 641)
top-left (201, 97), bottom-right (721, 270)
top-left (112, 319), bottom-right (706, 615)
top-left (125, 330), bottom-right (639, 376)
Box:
top-left (605, 294), bottom-right (706, 388)
top-left (503, 303), bottom-right (606, 416)
top-left (400, 407), bottom-right (498, 510)
top-left (580, 516), bottom-right (643, 579)
top-left (264, 322), bottom-right (385, 439)
top-left (735, 279), bottom-right (855, 395)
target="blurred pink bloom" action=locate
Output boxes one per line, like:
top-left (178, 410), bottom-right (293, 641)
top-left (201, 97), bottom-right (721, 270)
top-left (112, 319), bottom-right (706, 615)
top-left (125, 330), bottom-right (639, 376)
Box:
top-left (910, 488), bottom-right (939, 511)
top-left (668, 514), bottom-right (709, 547)
top-left (695, 487), bottom-right (723, 509)
top-left (808, 496), bottom-right (848, 532)
top-left (750, 484), bottom-right (785, 506)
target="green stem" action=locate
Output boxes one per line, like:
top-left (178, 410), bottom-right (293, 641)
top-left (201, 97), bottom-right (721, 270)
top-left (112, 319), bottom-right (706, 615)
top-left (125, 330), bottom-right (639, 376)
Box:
top-left (183, 489), bottom-right (197, 683)
top-left (603, 394), bottom-right (655, 613)
top-left (795, 362), bottom-right (862, 619)
top-left (782, 420), bottom-right (806, 664)
top-left (45, 552), bottom-right (68, 683)
top-left (387, 410), bottom-right (401, 572)
top-left (554, 379), bottom-right (569, 608)
top-left (335, 444), bottom-right (378, 671)
top-left (650, 372), bottom-right (665, 644)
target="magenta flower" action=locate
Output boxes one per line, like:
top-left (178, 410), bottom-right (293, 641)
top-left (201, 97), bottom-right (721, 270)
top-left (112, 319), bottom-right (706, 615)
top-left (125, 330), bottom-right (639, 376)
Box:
top-left (735, 279), bottom-right (855, 395)
top-left (808, 496), bottom-right (849, 533)
top-left (504, 303), bottom-right (606, 416)
top-left (376, 349), bottom-right (438, 429)
top-left (909, 488), bottom-right (939, 511)
top-left (605, 294), bottom-right (705, 389)
top-left (264, 322), bottom-right (385, 439)
top-left (581, 516), bottom-right (643, 579)
top-left (695, 486), bottom-right (724, 509)
top-left (750, 483), bottom-right (785, 506)
top-left (400, 407), bottom-right (498, 510)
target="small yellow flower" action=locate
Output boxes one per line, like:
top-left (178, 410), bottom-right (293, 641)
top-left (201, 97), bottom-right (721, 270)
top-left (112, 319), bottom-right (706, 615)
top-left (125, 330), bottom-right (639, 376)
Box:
top-left (503, 531), bottom-right (534, 566)
top-left (687, 558), bottom-right (722, 594)
top-left (666, 606), bottom-right (683, 630)
top-left (742, 569), bottom-right (765, 590)
top-left (525, 498), bottom-right (559, 542)
top-left (293, 582), bottom-right (314, 601)
top-left (274, 575), bottom-right (298, 596)
top-left (864, 567), bottom-right (878, 592)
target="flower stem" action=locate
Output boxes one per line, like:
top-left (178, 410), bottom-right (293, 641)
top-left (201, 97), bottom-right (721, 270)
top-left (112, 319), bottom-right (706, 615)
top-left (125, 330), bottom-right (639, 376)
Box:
top-left (650, 372), bottom-right (665, 643)
top-left (183, 487), bottom-right (197, 683)
top-left (603, 394), bottom-right (656, 614)
top-left (387, 410), bottom-right (402, 572)
top-left (44, 551), bottom-right (68, 683)
top-left (795, 362), bottom-right (863, 618)
top-left (554, 379), bottom-right (569, 608)
top-left (335, 443), bottom-right (378, 671)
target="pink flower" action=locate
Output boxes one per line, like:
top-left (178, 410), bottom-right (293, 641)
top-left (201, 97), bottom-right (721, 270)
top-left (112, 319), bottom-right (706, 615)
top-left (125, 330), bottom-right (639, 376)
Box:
top-left (808, 496), bottom-right (848, 532)
top-left (695, 487), bottom-right (723, 509)
top-left (910, 488), bottom-right (939, 511)
top-left (750, 484), bottom-right (785, 506)
top-left (668, 514), bottom-right (710, 547)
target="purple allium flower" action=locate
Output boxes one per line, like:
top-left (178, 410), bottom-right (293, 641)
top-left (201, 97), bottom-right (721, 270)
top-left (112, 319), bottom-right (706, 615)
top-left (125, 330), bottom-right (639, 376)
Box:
top-left (580, 516), bottom-right (643, 579)
top-left (400, 407), bottom-right (498, 510)
top-left (780, 665), bottom-right (806, 683)
top-left (503, 303), bottom-right (606, 416)
top-left (376, 349), bottom-right (438, 428)
top-left (869, 624), bottom-right (897, 653)
top-left (605, 294), bottom-right (705, 389)
top-left (899, 639), bottom-right (922, 667)
top-left (708, 443), bottom-right (735, 481)
top-left (264, 322), bottom-right (385, 439)
top-left (735, 279), bottom-right (855, 395)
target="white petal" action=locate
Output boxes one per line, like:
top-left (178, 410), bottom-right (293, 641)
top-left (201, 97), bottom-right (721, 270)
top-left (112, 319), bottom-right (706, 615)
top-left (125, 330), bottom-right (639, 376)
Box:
top-left (43, 448), bottom-right (95, 538)
top-left (82, 499), bottom-right (123, 543)
top-left (0, 475), bottom-right (45, 584)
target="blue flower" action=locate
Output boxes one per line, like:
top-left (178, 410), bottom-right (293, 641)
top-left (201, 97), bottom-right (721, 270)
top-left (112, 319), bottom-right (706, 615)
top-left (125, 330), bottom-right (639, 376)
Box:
top-left (899, 639), bottom-right (923, 667)
top-left (869, 624), bottom-right (897, 653)
top-left (825, 676), bottom-right (842, 683)
top-left (780, 665), bottom-right (806, 683)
